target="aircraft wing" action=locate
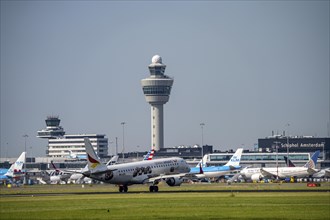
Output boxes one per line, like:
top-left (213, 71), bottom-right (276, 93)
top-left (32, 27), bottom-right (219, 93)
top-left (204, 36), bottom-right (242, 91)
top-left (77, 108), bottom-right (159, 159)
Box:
top-left (307, 168), bottom-right (318, 174)
top-left (260, 168), bottom-right (276, 178)
top-left (147, 173), bottom-right (199, 184)
top-left (325, 169), bottom-right (330, 177)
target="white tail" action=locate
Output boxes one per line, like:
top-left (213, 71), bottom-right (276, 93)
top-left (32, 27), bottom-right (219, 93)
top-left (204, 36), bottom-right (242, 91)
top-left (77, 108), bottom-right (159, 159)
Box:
top-left (5, 152), bottom-right (26, 177)
top-left (84, 138), bottom-right (107, 172)
top-left (196, 154), bottom-right (208, 168)
top-left (224, 148), bottom-right (243, 167)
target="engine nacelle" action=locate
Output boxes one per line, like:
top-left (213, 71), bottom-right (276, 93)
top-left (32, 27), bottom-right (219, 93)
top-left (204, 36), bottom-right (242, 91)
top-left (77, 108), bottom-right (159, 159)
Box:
top-left (251, 173), bottom-right (263, 181)
top-left (166, 177), bottom-right (183, 187)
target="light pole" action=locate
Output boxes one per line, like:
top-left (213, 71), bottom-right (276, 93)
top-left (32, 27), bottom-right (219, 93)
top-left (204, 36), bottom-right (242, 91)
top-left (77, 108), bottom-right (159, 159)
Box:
top-left (23, 134), bottom-right (28, 185)
top-left (286, 123), bottom-right (290, 166)
top-left (115, 137), bottom-right (118, 156)
top-left (121, 122), bottom-right (126, 161)
top-left (274, 141), bottom-right (280, 180)
top-left (200, 123), bottom-right (205, 158)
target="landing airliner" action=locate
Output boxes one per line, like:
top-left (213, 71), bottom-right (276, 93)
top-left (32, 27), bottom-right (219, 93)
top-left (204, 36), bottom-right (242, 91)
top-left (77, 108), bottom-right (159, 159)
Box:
top-left (82, 138), bottom-right (190, 192)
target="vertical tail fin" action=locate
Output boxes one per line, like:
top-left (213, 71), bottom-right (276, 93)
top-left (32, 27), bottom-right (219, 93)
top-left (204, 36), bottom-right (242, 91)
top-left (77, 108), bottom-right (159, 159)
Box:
top-left (5, 152), bottom-right (26, 177)
top-left (225, 148), bottom-right (243, 167)
top-left (51, 161), bottom-right (60, 172)
top-left (196, 154), bottom-right (208, 168)
top-left (304, 150), bottom-right (320, 168)
top-left (106, 155), bottom-right (119, 166)
top-left (143, 149), bottom-right (155, 160)
top-left (84, 138), bottom-right (107, 172)
top-left (284, 156), bottom-right (296, 167)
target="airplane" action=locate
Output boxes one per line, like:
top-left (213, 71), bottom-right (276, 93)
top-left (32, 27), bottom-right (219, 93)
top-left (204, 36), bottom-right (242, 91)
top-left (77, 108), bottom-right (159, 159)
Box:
top-left (0, 152), bottom-right (26, 183)
top-left (284, 156), bottom-right (330, 179)
top-left (69, 150), bottom-right (154, 184)
top-left (240, 150), bottom-right (320, 181)
top-left (66, 150), bottom-right (87, 160)
top-left (82, 138), bottom-right (190, 192)
top-left (188, 148), bottom-right (243, 179)
top-left (41, 161), bottom-right (72, 184)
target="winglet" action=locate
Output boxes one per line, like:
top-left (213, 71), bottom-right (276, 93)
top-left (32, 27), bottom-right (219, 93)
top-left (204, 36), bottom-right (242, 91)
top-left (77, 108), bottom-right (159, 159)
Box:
top-left (225, 148), bottom-right (243, 167)
top-left (199, 163), bottom-right (204, 174)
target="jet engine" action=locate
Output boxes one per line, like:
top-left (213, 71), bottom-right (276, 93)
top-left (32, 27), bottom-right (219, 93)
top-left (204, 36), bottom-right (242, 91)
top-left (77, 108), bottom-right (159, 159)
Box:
top-left (166, 177), bottom-right (183, 186)
top-left (251, 173), bottom-right (263, 182)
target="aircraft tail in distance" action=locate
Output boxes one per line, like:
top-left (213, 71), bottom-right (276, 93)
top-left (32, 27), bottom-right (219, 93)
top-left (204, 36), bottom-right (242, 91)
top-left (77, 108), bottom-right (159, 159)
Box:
top-left (224, 148), bottom-right (243, 167)
top-left (196, 155), bottom-right (208, 168)
top-left (5, 152), bottom-right (26, 177)
top-left (304, 150), bottom-right (320, 169)
top-left (143, 149), bottom-right (155, 160)
top-left (284, 156), bottom-right (296, 167)
top-left (106, 155), bottom-right (119, 166)
top-left (84, 138), bottom-right (107, 172)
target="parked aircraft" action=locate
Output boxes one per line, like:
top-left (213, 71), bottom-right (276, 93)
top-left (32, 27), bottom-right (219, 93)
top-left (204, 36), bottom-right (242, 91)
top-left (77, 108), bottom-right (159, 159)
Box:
top-left (82, 138), bottom-right (190, 192)
top-left (284, 155), bottom-right (330, 178)
top-left (240, 150), bottom-right (320, 181)
top-left (41, 161), bottom-right (72, 184)
top-left (66, 150), bottom-right (87, 160)
top-left (0, 152), bottom-right (26, 183)
top-left (189, 148), bottom-right (243, 179)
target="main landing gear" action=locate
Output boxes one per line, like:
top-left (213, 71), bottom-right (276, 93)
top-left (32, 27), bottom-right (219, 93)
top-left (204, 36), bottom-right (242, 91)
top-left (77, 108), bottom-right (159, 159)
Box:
top-left (119, 185), bottom-right (128, 192)
top-left (149, 185), bottom-right (159, 192)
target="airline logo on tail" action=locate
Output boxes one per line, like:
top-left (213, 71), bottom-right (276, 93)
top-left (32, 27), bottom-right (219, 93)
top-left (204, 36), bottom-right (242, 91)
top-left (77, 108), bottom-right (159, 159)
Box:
top-left (88, 154), bottom-right (101, 169)
top-left (304, 150), bottom-right (320, 169)
top-left (225, 148), bottom-right (243, 167)
top-left (144, 149), bottom-right (155, 160)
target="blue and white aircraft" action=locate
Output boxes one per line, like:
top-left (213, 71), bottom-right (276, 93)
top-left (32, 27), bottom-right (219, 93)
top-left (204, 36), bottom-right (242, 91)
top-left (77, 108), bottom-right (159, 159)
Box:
top-left (0, 152), bottom-right (26, 183)
top-left (151, 148), bottom-right (244, 186)
top-left (189, 148), bottom-right (243, 178)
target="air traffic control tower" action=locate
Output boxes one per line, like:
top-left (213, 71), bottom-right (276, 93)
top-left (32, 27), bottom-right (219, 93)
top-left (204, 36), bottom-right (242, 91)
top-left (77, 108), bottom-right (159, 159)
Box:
top-left (141, 55), bottom-right (174, 151)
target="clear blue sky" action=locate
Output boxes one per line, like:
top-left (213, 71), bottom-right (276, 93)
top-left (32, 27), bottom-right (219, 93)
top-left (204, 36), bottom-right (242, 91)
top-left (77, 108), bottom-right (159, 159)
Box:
top-left (1, 1), bottom-right (329, 157)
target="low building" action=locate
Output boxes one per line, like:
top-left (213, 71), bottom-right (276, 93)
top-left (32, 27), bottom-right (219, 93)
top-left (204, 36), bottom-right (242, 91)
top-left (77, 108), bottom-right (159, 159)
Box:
top-left (47, 134), bottom-right (108, 158)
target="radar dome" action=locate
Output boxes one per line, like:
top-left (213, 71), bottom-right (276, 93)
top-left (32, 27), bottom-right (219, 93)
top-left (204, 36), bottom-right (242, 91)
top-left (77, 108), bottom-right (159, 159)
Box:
top-left (151, 55), bottom-right (162, 64)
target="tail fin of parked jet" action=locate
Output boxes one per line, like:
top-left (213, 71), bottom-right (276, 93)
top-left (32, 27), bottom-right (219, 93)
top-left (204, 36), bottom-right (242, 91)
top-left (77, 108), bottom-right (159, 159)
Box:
top-left (143, 149), bottom-right (155, 160)
top-left (304, 150), bottom-right (320, 169)
top-left (84, 138), bottom-right (107, 172)
top-left (5, 152), bottom-right (26, 177)
top-left (224, 148), bottom-right (243, 167)
top-left (106, 155), bottom-right (119, 166)
top-left (196, 155), bottom-right (208, 168)
top-left (284, 156), bottom-right (296, 167)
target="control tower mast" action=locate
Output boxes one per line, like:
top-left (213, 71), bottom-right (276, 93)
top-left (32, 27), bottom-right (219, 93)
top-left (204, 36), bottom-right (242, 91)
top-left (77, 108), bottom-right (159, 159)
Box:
top-left (141, 55), bottom-right (174, 151)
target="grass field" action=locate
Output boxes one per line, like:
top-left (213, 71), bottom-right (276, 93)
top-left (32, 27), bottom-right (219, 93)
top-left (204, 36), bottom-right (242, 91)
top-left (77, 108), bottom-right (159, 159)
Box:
top-left (1, 183), bottom-right (329, 219)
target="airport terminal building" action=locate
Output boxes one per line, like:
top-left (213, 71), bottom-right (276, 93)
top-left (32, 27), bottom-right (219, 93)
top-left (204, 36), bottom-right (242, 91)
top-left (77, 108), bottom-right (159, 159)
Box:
top-left (37, 116), bottom-right (108, 158)
top-left (257, 136), bottom-right (329, 167)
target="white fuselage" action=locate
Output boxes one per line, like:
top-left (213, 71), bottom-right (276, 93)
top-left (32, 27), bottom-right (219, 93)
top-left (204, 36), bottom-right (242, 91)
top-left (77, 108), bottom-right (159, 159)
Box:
top-left (87, 157), bottom-right (190, 185)
top-left (262, 167), bottom-right (313, 178)
top-left (241, 167), bottom-right (314, 180)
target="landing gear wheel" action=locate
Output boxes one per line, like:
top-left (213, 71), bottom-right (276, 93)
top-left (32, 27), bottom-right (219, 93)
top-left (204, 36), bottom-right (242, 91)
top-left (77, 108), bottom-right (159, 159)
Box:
top-left (149, 185), bottom-right (159, 192)
top-left (119, 185), bottom-right (128, 192)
